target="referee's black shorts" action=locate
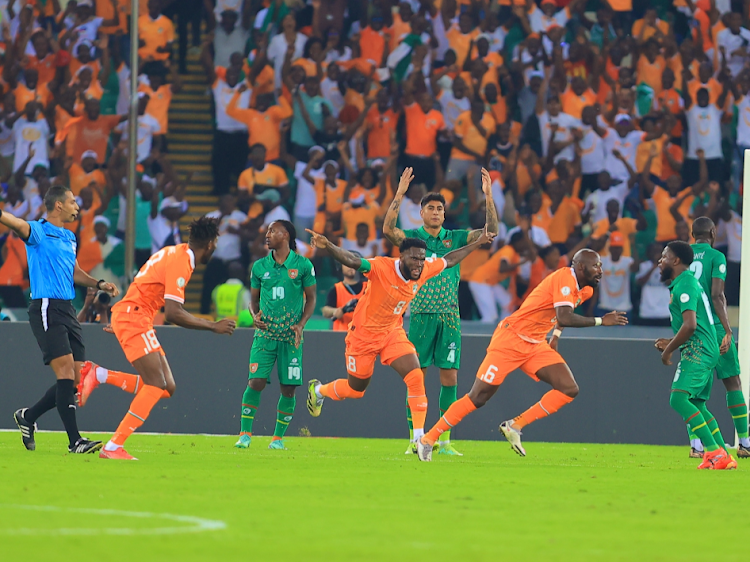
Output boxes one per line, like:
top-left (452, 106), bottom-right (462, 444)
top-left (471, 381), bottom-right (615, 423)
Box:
top-left (28, 299), bottom-right (85, 365)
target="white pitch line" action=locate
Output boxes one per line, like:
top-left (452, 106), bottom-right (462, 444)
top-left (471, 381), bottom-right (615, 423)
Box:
top-left (0, 505), bottom-right (227, 536)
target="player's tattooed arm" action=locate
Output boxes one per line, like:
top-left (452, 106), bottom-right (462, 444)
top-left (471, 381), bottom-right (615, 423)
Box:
top-left (383, 167), bottom-right (414, 246)
top-left (306, 229), bottom-right (364, 270)
top-left (555, 306), bottom-right (627, 328)
top-left (468, 168), bottom-right (499, 243)
top-left (444, 225), bottom-right (495, 268)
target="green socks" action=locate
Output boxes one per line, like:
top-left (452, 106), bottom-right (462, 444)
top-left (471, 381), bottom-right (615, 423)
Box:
top-left (274, 395), bottom-right (296, 439)
top-left (726, 390), bottom-right (749, 439)
top-left (694, 400), bottom-right (727, 452)
top-left (439, 385), bottom-right (458, 443)
top-left (669, 391), bottom-right (719, 452)
top-left (241, 386), bottom-right (261, 434)
top-left (406, 395), bottom-right (414, 441)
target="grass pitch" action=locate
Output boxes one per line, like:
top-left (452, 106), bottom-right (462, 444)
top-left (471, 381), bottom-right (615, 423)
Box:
top-left (0, 432), bottom-right (746, 562)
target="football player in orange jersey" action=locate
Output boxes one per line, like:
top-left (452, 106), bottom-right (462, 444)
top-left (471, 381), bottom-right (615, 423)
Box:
top-left (418, 249), bottom-right (628, 461)
top-left (79, 217), bottom-right (236, 460)
top-left (304, 181), bottom-right (494, 457)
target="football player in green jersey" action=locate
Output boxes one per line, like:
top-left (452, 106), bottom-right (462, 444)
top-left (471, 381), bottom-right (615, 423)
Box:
top-left (235, 220), bottom-right (317, 450)
top-left (684, 217), bottom-right (749, 458)
top-left (655, 241), bottom-right (736, 469)
top-left (383, 167), bottom-right (498, 455)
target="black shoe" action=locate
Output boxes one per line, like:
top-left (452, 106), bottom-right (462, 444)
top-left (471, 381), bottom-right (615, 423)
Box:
top-left (68, 438), bottom-right (103, 454)
top-left (14, 408), bottom-right (36, 451)
top-left (689, 447), bottom-right (704, 458)
top-left (737, 444), bottom-right (750, 459)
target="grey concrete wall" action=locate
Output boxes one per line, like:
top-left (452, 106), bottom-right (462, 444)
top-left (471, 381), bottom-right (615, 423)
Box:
top-left (0, 323), bottom-right (737, 446)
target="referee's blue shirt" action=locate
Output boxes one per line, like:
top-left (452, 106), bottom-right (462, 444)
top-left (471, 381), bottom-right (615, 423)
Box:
top-left (24, 219), bottom-right (77, 301)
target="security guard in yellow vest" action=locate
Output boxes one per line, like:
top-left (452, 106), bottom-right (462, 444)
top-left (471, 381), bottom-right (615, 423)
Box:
top-left (212, 262), bottom-right (252, 321)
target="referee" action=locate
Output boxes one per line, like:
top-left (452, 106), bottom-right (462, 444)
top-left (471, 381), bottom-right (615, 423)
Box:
top-left (0, 185), bottom-right (119, 453)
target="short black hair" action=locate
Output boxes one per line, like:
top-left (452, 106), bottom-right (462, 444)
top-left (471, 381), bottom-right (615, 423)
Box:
top-left (249, 143), bottom-right (266, 154)
top-left (303, 36), bottom-right (324, 59)
top-left (400, 238), bottom-right (427, 253)
top-left (274, 219), bottom-right (298, 251)
top-left (692, 216), bottom-right (715, 238)
top-left (357, 167), bottom-right (380, 186)
top-left (666, 240), bottom-right (693, 266)
top-left (44, 185), bottom-right (71, 211)
top-left (420, 192), bottom-right (446, 208)
top-left (188, 216), bottom-right (220, 247)
top-left (508, 231), bottom-right (525, 246)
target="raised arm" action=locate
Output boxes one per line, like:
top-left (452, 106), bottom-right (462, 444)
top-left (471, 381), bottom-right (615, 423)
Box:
top-left (467, 167), bottom-right (499, 243)
top-left (306, 229), bottom-right (367, 269)
top-left (0, 207), bottom-right (31, 239)
top-left (381, 167), bottom-right (414, 247)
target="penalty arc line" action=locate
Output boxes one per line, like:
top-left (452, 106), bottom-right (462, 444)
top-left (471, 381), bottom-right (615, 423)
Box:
top-left (0, 504), bottom-right (227, 536)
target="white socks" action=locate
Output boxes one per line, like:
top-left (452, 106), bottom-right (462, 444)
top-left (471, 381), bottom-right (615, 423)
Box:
top-left (740, 437), bottom-right (750, 448)
top-left (95, 367), bottom-right (108, 384)
top-left (691, 439), bottom-right (704, 452)
top-left (412, 428), bottom-right (424, 441)
top-left (314, 384), bottom-right (323, 400)
top-left (104, 440), bottom-right (121, 452)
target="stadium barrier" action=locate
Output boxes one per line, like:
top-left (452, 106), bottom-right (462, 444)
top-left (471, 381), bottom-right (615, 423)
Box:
top-left (0, 323), bottom-right (734, 446)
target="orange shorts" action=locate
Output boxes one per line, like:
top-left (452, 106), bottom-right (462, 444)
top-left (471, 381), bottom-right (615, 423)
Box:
top-left (475, 325), bottom-right (565, 386)
top-left (344, 327), bottom-right (417, 379)
top-left (110, 309), bottom-right (165, 364)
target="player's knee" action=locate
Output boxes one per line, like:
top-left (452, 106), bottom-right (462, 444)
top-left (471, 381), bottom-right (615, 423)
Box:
top-left (280, 385), bottom-right (296, 398)
top-left (164, 380), bottom-right (176, 397)
top-left (249, 379), bottom-right (266, 392)
top-left (562, 382), bottom-right (579, 399)
top-left (669, 390), bottom-right (688, 410)
top-left (467, 388), bottom-right (490, 408)
top-left (723, 376), bottom-right (741, 392)
top-left (346, 383), bottom-right (366, 399)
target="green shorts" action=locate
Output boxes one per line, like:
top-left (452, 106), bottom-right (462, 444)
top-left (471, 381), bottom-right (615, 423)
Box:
top-left (672, 360), bottom-right (716, 401)
top-left (714, 323), bottom-right (741, 380)
top-left (249, 337), bottom-right (303, 386)
top-left (408, 313), bottom-right (461, 370)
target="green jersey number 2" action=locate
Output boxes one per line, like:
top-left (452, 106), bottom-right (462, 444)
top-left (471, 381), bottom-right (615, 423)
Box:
top-left (689, 261), bottom-right (703, 280)
top-left (272, 287), bottom-right (285, 300)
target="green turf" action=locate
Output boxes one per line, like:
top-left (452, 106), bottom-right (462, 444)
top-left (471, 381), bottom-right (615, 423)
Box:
top-left (1, 432), bottom-right (746, 561)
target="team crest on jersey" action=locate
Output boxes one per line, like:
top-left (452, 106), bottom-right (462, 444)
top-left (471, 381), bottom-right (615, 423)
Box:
top-left (177, 277), bottom-right (186, 288)
top-left (443, 239), bottom-right (452, 248)
top-left (413, 284), bottom-right (418, 293)
top-left (288, 269), bottom-right (298, 279)
top-left (250, 363), bottom-right (258, 373)
top-left (575, 298), bottom-right (581, 307)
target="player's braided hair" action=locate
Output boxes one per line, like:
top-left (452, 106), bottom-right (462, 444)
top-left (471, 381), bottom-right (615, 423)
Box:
top-left (275, 220), bottom-right (298, 251)
top-left (188, 216), bottom-right (220, 247)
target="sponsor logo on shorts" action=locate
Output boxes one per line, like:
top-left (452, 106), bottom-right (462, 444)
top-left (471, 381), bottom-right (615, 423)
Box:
top-left (288, 269), bottom-right (298, 279)
top-left (443, 239), bottom-right (452, 248)
top-left (177, 277), bottom-right (186, 288)
top-left (250, 363), bottom-right (258, 373)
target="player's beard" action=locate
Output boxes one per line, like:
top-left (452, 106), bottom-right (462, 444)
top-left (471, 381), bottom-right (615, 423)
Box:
top-left (659, 265), bottom-right (673, 284)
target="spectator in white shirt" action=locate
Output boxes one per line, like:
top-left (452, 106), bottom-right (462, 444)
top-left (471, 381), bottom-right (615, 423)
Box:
top-left (635, 243), bottom-right (670, 326)
top-left (579, 106), bottom-right (608, 198)
top-left (201, 194), bottom-right (248, 313)
top-left (258, 188), bottom-right (291, 227)
top-left (717, 200), bottom-right (742, 305)
top-left (341, 222), bottom-right (383, 258)
top-left (716, 12), bottom-right (750, 78)
top-left (535, 70), bottom-right (581, 164)
top-left (267, 13), bottom-right (306, 90)
top-left (212, 9), bottom-right (252, 69)
top-left (399, 183), bottom-right (426, 231)
top-left (11, 102), bottom-right (49, 176)
top-left (682, 79), bottom-right (730, 183)
top-left (732, 74), bottom-right (750, 190)
top-left (114, 93), bottom-right (161, 164)
top-left (594, 231), bottom-right (637, 318)
top-left (293, 146), bottom-right (326, 242)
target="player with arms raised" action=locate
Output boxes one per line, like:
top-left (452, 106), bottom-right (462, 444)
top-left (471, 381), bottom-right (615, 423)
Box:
top-left (383, 167), bottom-right (498, 456)
top-left (304, 225), bottom-right (494, 456)
top-left (235, 220), bottom-right (316, 450)
top-left (683, 217), bottom-right (749, 458)
top-left (418, 249), bottom-right (628, 461)
top-left (81, 217), bottom-right (236, 460)
top-left (654, 241), bottom-right (736, 470)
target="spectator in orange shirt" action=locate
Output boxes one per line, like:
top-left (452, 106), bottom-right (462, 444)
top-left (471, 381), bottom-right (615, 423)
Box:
top-left (358, 12), bottom-right (389, 67)
top-left (138, 0), bottom-right (174, 62)
top-left (447, 13), bottom-right (479, 69)
top-left (58, 98), bottom-right (125, 165)
top-left (12, 68), bottom-right (52, 113)
top-left (560, 76), bottom-right (597, 120)
top-left (227, 84), bottom-right (293, 165)
top-left (446, 100), bottom-right (496, 193)
top-left (23, 29), bottom-right (65, 91)
top-left (632, 8), bottom-right (670, 44)
top-left (402, 74), bottom-right (446, 188)
top-left (364, 89), bottom-right (398, 163)
top-left (138, 61), bottom-right (181, 147)
top-left (654, 68), bottom-right (684, 141)
top-left (636, 39), bottom-right (667, 96)
top-left (686, 61), bottom-right (723, 106)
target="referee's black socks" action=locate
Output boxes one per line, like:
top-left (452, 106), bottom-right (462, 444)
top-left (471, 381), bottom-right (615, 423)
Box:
top-left (55, 379), bottom-right (82, 445)
top-left (25, 384), bottom-right (57, 424)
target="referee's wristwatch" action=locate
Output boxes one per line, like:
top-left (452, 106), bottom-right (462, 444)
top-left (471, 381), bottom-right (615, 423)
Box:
top-left (96, 279), bottom-right (107, 290)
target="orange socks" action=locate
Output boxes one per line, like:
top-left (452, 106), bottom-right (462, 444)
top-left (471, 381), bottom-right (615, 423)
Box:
top-left (318, 379), bottom-right (365, 401)
top-left (513, 390), bottom-right (574, 429)
top-left (102, 367), bottom-right (171, 398)
top-left (424, 395), bottom-right (476, 445)
top-left (404, 369), bottom-right (427, 432)
top-left (110, 385), bottom-right (165, 447)
top-left (104, 368), bottom-right (142, 394)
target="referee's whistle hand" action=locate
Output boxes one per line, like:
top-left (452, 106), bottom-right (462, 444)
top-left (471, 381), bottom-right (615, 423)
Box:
top-left (213, 318), bottom-right (236, 335)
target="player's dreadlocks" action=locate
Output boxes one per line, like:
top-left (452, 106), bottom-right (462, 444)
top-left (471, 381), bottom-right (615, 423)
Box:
top-left (188, 216), bottom-right (220, 248)
top-left (275, 220), bottom-right (298, 251)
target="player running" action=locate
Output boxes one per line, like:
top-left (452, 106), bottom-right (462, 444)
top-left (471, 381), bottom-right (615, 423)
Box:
top-left (654, 241), bottom-right (736, 470)
top-left (383, 167), bottom-right (498, 456)
top-left (683, 217), bottom-right (749, 458)
top-left (304, 224), bottom-right (494, 456)
top-left (79, 217), bottom-right (236, 460)
top-left (235, 220), bottom-right (316, 450)
top-left (418, 249), bottom-right (628, 461)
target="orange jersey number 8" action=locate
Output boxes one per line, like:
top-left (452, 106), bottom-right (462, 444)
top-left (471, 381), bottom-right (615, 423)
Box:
top-left (393, 300), bottom-right (406, 314)
top-left (135, 249), bottom-right (166, 279)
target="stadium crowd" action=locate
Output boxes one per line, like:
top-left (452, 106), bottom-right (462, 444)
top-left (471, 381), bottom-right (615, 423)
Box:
top-left (0, 0), bottom-right (746, 327)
